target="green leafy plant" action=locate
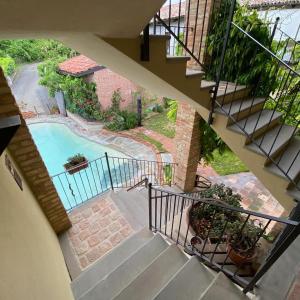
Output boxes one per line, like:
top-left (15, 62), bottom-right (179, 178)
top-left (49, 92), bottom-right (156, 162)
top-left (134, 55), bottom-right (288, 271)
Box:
top-left (0, 56), bottom-right (16, 76)
top-left (38, 58), bottom-right (103, 121)
top-left (227, 219), bottom-right (263, 256)
top-left (190, 184), bottom-right (242, 239)
top-left (175, 32), bottom-right (184, 56)
top-left (64, 153), bottom-right (87, 169)
top-left (163, 164), bottom-right (173, 185)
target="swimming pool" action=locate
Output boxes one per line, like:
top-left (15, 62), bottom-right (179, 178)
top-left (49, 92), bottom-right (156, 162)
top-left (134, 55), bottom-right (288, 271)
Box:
top-left (29, 122), bottom-right (129, 210)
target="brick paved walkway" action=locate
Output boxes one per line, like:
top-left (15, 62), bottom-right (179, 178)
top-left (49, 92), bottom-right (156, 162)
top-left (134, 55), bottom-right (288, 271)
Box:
top-left (67, 193), bottom-right (133, 270)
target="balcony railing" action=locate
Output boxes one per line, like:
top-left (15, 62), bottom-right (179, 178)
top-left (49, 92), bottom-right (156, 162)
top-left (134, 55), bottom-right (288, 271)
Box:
top-left (148, 184), bottom-right (300, 293)
top-left (51, 153), bottom-right (176, 211)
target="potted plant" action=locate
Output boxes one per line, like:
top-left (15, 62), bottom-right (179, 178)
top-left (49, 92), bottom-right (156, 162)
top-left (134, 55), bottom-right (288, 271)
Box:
top-left (64, 153), bottom-right (88, 174)
top-left (226, 219), bottom-right (263, 266)
top-left (188, 184), bottom-right (242, 243)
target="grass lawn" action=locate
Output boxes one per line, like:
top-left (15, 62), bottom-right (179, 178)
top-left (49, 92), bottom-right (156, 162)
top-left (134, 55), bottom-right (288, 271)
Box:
top-left (143, 111), bottom-right (176, 138)
top-left (135, 132), bottom-right (166, 152)
top-left (210, 149), bottom-right (249, 176)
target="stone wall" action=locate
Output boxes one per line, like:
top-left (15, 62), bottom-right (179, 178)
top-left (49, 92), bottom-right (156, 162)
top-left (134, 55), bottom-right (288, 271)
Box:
top-left (0, 68), bottom-right (71, 234)
top-left (174, 101), bottom-right (201, 191)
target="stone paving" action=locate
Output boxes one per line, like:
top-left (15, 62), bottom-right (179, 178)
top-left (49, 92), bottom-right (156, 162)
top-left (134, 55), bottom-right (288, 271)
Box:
top-left (197, 163), bottom-right (285, 217)
top-left (67, 193), bottom-right (133, 270)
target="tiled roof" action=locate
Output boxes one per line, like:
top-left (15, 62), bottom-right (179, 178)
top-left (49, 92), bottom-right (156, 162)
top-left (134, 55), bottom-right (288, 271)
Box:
top-left (158, 0), bottom-right (298, 22)
top-left (159, 2), bottom-right (186, 20)
top-left (58, 55), bottom-right (102, 77)
top-left (240, 0), bottom-right (300, 7)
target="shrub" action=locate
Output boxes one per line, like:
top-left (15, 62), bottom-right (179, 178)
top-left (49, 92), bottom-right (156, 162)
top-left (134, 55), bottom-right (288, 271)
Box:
top-left (152, 104), bottom-right (163, 113)
top-left (38, 59), bottom-right (104, 121)
top-left (0, 39), bottom-right (76, 63)
top-left (0, 56), bottom-right (16, 76)
top-left (105, 110), bottom-right (137, 131)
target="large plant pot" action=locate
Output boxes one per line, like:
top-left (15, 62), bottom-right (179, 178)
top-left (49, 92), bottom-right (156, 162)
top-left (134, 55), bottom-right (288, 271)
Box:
top-left (64, 160), bottom-right (89, 175)
top-left (227, 243), bottom-right (256, 266)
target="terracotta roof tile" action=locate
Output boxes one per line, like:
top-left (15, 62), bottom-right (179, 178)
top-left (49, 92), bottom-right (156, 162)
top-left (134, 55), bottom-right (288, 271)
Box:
top-left (159, 2), bottom-right (186, 20)
top-left (240, 0), bottom-right (300, 7)
top-left (58, 55), bottom-right (101, 77)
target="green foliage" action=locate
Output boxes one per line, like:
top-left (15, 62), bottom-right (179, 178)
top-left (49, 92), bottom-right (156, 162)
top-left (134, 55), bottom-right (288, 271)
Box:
top-left (135, 132), bottom-right (166, 152)
top-left (166, 99), bottom-right (178, 122)
top-left (175, 32), bottom-right (184, 56)
top-left (0, 39), bottom-right (76, 64)
top-left (152, 104), bottom-right (163, 113)
top-left (105, 110), bottom-right (138, 131)
top-left (163, 164), bottom-right (173, 185)
top-left (210, 149), bottom-right (249, 175)
top-left (111, 89), bottom-right (122, 112)
top-left (38, 58), bottom-right (103, 121)
top-left (0, 56), bottom-right (16, 76)
top-left (199, 119), bottom-right (227, 164)
top-left (207, 2), bottom-right (273, 95)
top-left (144, 110), bottom-right (176, 138)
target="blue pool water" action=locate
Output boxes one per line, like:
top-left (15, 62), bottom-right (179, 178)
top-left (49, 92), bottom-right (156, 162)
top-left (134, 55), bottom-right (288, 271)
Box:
top-left (29, 122), bottom-right (129, 210)
top-left (29, 122), bottom-right (126, 176)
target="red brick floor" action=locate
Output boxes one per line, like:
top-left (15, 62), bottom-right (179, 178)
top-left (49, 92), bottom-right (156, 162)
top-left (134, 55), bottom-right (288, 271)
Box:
top-left (67, 193), bottom-right (133, 270)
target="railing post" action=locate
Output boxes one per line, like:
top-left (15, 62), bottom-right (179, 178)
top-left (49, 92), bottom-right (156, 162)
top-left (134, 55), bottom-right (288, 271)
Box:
top-left (141, 24), bottom-right (150, 61)
top-left (270, 17), bottom-right (280, 45)
top-left (208, 0), bottom-right (237, 125)
top-left (105, 152), bottom-right (114, 191)
top-left (148, 183), bottom-right (153, 230)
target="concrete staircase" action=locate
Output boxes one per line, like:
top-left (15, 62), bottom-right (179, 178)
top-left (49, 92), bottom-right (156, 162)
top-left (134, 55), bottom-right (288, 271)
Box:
top-left (98, 35), bottom-right (299, 212)
top-left (71, 228), bottom-right (252, 300)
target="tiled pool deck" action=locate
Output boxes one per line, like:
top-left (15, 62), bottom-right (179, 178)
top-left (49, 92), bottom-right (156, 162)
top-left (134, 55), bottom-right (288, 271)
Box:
top-left (67, 193), bottom-right (133, 271)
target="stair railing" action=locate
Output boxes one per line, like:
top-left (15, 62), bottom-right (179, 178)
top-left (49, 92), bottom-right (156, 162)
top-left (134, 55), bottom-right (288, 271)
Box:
top-left (213, 18), bottom-right (300, 190)
top-left (148, 184), bottom-right (300, 293)
top-left (51, 154), bottom-right (176, 211)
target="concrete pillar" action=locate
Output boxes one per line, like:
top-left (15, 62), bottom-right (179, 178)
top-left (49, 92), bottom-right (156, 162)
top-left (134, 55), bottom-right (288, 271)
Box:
top-left (185, 0), bottom-right (221, 69)
top-left (174, 101), bottom-right (201, 191)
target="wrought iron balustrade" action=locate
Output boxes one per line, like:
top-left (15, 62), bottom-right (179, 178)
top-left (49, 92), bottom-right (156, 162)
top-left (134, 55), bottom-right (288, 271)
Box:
top-left (51, 153), bottom-right (176, 211)
top-left (148, 184), bottom-right (300, 293)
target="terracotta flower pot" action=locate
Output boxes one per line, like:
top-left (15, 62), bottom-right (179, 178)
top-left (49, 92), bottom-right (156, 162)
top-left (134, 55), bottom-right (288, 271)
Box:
top-left (227, 243), bottom-right (256, 266)
top-left (64, 159), bottom-right (89, 175)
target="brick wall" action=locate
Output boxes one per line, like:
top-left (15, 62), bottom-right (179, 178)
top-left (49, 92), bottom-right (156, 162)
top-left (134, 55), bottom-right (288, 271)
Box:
top-left (0, 68), bottom-right (71, 234)
top-left (174, 101), bottom-right (201, 191)
top-left (88, 68), bottom-right (139, 110)
top-left (185, 0), bottom-right (221, 69)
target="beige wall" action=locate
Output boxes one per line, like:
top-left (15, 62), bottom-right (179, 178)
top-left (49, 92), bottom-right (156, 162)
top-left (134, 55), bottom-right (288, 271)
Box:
top-left (0, 150), bottom-right (74, 300)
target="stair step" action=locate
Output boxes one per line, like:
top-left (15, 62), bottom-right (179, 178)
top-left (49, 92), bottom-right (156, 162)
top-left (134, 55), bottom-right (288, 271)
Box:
top-left (200, 272), bottom-right (249, 299)
top-left (247, 124), bottom-right (297, 158)
top-left (216, 82), bottom-right (247, 98)
top-left (149, 34), bottom-right (171, 41)
top-left (113, 244), bottom-right (188, 300)
top-left (154, 256), bottom-right (215, 300)
top-left (71, 228), bottom-right (153, 299)
top-left (287, 182), bottom-right (300, 201)
top-left (216, 97), bottom-right (265, 117)
top-left (79, 234), bottom-right (168, 300)
top-left (166, 55), bottom-right (190, 63)
top-left (201, 79), bottom-right (216, 90)
top-left (186, 68), bottom-right (205, 78)
top-left (229, 110), bottom-right (282, 137)
top-left (266, 136), bottom-right (300, 182)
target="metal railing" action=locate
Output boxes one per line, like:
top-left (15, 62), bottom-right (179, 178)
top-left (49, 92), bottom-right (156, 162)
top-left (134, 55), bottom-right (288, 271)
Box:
top-left (209, 0), bottom-right (300, 191)
top-left (151, 0), bottom-right (215, 69)
top-left (51, 153), bottom-right (176, 211)
top-left (148, 184), bottom-right (300, 293)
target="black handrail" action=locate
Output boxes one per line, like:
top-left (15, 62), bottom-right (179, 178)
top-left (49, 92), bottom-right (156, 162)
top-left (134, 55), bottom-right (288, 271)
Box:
top-left (232, 22), bottom-right (300, 77)
top-left (148, 185), bottom-right (300, 293)
top-left (51, 155), bottom-right (177, 211)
